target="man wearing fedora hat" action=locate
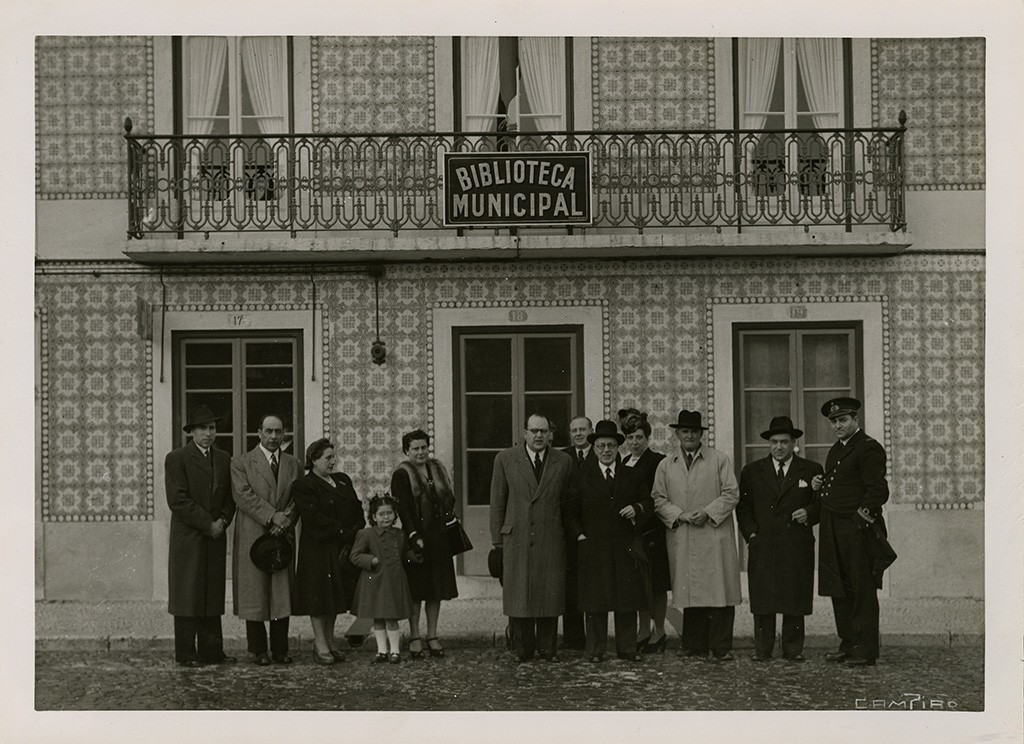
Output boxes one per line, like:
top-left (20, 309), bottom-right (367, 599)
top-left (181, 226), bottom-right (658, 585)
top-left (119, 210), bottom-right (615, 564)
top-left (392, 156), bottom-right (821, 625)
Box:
top-left (651, 410), bottom-right (742, 661)
top-left (165, 405), bottom-right (236, 667)
top-left (811, 397), bottom-right (890, 667)
top-left (563, 420), bottom-right (652, 663)
top-left (737, 416), bottom-right (823, 662)
top-left (230, 414), bottom-right (301, 666)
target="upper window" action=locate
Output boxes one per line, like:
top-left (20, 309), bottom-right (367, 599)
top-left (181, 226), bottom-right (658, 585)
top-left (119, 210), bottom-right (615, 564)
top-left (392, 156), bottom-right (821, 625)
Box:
top-left (458, 37), bottom-right (569, 133)
top-left (737, 38), bottom-right (845, 131)
top-left (182, 36), bottom-right (289, 135)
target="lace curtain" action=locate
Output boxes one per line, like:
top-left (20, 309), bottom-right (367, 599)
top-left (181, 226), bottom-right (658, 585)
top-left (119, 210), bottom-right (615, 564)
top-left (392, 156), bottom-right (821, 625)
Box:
top-left (519, 37), bottom-right (565, 131)
top-left (184, 37), bottom-right (228, 135)
top-left (461, 37), bottom-right (501, 131)
top-left (240, 37), bottom-right (287, 134)
top-left (740, 38), bottom-right (781, 130)
top-left (795, 38), bottom-right (842, 129)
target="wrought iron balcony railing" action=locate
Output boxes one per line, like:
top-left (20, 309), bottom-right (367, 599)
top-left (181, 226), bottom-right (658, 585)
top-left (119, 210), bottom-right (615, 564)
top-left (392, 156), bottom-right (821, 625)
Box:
top-left (124, 113), bottom-right (906, 238)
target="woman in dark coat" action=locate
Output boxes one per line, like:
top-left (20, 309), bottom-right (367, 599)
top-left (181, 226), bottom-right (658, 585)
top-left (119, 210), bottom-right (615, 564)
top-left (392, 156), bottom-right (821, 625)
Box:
top-left (564, 420), bottom-right (653, 662)
top-left (391, 429), bottom-right (458, 658)
top-left (291, 438), bottom-right (366, 665)
top-left (619, 408), bottom-right (669, 653)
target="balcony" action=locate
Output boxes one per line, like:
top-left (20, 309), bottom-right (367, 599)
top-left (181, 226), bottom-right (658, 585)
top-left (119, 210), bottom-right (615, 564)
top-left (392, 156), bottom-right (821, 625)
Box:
top-left (123, 115), bottom-right (908, 262)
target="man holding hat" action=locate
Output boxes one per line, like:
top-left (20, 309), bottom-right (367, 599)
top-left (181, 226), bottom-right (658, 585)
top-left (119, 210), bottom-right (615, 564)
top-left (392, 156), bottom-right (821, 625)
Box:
top-left (811, 397), bottom-right (890, 667)
top-left (165, 405), bottom-right (236, 666)
top-left (563, 420), bottom-right (652, 663)
top-left (737, 416), bottom-right (823, 662)
top-left (230, 414), bottom-right (301, 665)
top-left (651, 410), bottom-right (742, 661)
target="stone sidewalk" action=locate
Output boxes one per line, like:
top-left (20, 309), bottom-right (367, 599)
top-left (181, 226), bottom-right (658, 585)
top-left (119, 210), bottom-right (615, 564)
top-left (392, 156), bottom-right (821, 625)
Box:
top-left (36, 596), bottom-right (984, 651)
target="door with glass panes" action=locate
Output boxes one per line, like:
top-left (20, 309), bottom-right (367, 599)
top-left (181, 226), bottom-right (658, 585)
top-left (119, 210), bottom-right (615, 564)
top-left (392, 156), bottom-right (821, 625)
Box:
top-left (453, 327), bottom-right (584, 575)
top-left (734, 323), bottom-right (863, 470)
top-left (173, 331), bottom-right (304, 457)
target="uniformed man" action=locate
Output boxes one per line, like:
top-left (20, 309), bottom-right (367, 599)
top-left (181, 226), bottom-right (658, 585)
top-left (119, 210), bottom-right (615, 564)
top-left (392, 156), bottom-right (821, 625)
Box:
top-left (811, 397), bottom-right (890, 667)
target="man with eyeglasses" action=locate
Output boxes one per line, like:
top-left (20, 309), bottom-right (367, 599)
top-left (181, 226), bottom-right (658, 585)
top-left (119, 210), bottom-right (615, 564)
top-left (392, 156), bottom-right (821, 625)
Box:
top-left (490, 413), bottom-right (574, 662)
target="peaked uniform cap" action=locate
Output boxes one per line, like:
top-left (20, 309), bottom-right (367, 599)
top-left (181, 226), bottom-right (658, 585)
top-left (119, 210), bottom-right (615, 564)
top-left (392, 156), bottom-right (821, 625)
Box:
top-left (820, 397), bottom-right (862, 419)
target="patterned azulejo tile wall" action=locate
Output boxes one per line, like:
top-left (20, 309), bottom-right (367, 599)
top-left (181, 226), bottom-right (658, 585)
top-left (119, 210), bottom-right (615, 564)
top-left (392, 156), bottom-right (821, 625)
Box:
top-left (311, 36), bottom-right (435, 132)
top-left (872, 38), bottom-right (985, 190)
top-left (37, 255), bottom-right (984, 521)
top-left (37, 279), bottom-right (156, 521)
top-left (35, 36), bottom-right (154, 199)
top-left (591, 38), bottom-right (716, 129)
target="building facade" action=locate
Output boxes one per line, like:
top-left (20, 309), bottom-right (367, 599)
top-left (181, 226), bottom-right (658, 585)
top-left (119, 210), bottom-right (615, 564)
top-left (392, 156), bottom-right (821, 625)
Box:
top-left (35, 37), bottom-right (984, 602)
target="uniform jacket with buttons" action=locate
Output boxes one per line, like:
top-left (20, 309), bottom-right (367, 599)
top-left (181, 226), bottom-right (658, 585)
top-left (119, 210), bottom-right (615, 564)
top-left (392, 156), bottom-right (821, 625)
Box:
top-left (820, 429), bottom-right (889, 516)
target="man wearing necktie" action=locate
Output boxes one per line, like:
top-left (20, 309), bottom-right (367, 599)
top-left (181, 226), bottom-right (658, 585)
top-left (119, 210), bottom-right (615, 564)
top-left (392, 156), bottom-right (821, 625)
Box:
top-left (490, 413), bottom-right (573, 662)
top-left (563, 420), bottom-right (652, 663)
top-left (558, 415), bottom-right (594, 650)
top-left (651, 409), bottom-right (742, 661)
top-left (230, 414), bottom-right (301, 665)
top-left (736, 416), bottom-right (823, 662)
top-left (811, 397), bottom-right (890, 667)
top-left (164, 405), bottom-right (236, 667)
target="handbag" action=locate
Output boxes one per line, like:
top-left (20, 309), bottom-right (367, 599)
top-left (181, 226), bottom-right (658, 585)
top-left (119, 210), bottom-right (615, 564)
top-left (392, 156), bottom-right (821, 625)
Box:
top-left (445, 516), bottom-right (474, 555)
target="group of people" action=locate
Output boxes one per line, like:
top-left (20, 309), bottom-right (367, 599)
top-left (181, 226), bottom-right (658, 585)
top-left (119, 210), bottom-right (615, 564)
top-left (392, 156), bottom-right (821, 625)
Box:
top-left (165, 395), bottom-right (890, 670)
top-left (489, 399), bottom-right (890, 667)
top-left (165, 412), bottom-right (458, 667)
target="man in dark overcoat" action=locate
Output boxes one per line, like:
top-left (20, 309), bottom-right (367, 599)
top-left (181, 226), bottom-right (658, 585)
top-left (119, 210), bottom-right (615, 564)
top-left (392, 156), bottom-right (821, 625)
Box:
top-left (737, 415), bottom-right (823, 662)
top-left (490, 413), bottom-right (573, 662)
top-left (165, 405), bottom-right (236, 667)
top-left (811, 397), bottom-right (890, 667)
top-left (563, 420), bottom-right (652, 662)
top-left (558, 415), bottom-right (595, 650)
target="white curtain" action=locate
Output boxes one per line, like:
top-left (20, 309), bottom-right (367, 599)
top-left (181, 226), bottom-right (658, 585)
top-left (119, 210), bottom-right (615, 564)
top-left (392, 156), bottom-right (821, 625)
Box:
top-left (185, 37), bottom-right (228, 135)
top-left (740, 38), bottom-right (781, 130)
top-left (461, 37), bottom-right (501, 131)
top-left (796, 38), bottom-right (842, 129)
top-left (519, 37), bottom-right (565, 131)
top-left (240, 37), bottom-right (287, 134)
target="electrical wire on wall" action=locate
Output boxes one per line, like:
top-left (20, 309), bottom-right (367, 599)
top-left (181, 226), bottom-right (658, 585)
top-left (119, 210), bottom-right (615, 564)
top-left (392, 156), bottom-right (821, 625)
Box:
top-left (369, 266), bottom-right (386, 365)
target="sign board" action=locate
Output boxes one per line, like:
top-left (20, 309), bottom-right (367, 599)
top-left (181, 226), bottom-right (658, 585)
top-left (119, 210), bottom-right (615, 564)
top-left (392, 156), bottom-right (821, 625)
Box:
top-left (442, 151), bottom-right (592, 227)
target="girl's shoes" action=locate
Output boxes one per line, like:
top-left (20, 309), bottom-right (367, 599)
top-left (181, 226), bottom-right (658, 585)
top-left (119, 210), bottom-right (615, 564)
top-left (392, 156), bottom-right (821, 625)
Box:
top-left (388, 653), bottom-right (401, 664)
top-left (426, 637), bottom-right (445, 658)
top-left (313, 651), bottom-right (336, 665)
top-left (408, 638), bottom-right (425, 659)
top-left (643, 635), bottom-right (668, 654)
top-left (372, 653), bottom-right (388, 664)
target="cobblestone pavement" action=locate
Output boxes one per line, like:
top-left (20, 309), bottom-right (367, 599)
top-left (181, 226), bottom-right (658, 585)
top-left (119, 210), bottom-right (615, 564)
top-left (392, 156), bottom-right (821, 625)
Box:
top-left (36, 645), bottom-right (982, 711)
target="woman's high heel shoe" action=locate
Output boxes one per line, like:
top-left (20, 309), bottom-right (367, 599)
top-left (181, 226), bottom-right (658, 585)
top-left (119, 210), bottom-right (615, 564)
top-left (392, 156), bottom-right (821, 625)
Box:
top-left (408, 637), bottom-right (425, 660)
top-left (636, 637), bottom-right (650, 654)
top-left (643, 635), bottom-right (667, 654)
top-left (313, 650), bottom-right (336, 665)
top-left (426, 637), bottom-right (445, 658)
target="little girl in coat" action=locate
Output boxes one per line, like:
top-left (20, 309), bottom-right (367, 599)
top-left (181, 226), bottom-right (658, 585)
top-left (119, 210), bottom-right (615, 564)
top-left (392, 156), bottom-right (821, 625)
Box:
top-left (350, 494), bottom-right (418, 663)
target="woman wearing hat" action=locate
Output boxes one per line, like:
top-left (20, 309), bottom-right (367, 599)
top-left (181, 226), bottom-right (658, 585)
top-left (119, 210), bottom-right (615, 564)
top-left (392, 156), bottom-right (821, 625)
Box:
top-left (391, 429), bottom-right (459, 659)
top-left (291, 438), bottom-right (366, 665)
top-left (618, 408), bottom-right (669, 654)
